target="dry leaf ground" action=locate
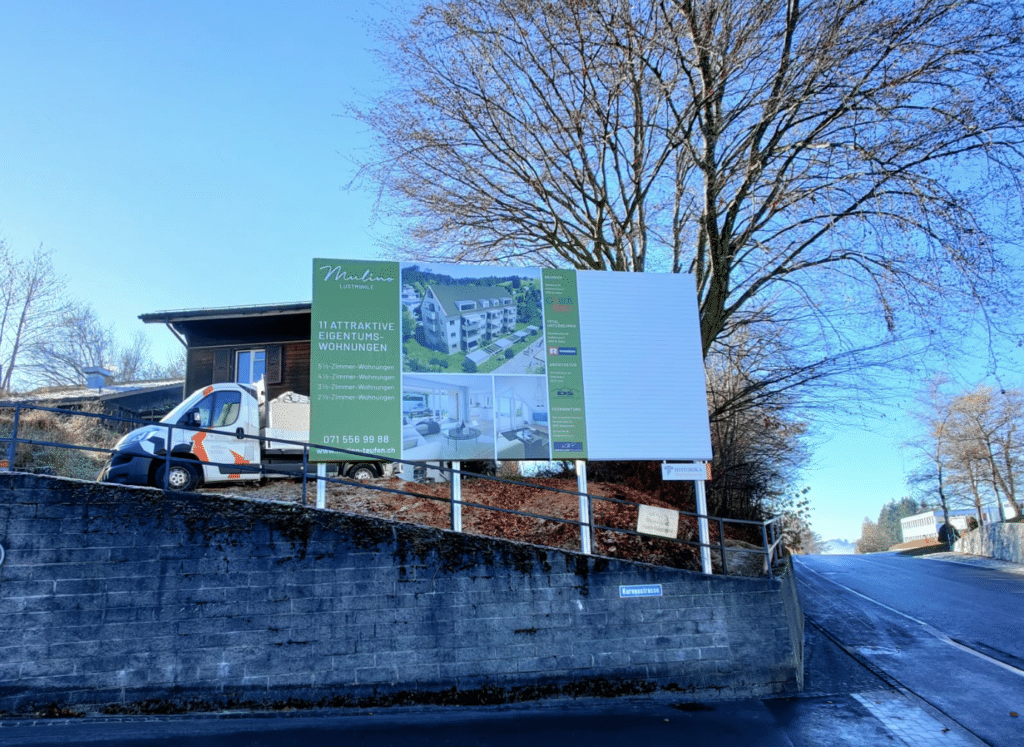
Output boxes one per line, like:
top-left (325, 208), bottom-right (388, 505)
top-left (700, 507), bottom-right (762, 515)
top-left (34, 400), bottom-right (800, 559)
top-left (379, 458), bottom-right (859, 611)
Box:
top-left (204, 474), bottom-right (762, 572)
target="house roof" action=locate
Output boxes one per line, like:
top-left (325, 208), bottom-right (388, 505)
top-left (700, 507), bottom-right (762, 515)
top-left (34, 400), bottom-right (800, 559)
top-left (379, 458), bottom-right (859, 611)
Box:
top-left (140, 302), bottom-right (314, 348)
top-left (428, 284), bottom-right (513, 316)
top-left (139, 302), bottom-right (311, 324)
top-left (5, 379), bottom-right (185, 405)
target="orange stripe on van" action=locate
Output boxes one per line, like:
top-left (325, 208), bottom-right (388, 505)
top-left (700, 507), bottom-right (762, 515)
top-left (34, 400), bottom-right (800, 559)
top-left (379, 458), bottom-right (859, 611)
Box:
top-left (228, 449), bottom-right (250, 479)
top-left (191, 432), bottom-right (210, 461)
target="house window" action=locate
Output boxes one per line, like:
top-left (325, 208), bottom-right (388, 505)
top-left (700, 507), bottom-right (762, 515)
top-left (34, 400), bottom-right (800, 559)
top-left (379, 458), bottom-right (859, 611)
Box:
top-left (236, 349), bottom-right (266, 385)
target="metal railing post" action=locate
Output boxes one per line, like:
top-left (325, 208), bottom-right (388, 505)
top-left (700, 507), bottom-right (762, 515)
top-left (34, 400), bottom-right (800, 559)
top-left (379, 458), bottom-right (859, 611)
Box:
top-left (718, 517), bottom-right (727, 575)
top-left (762, 521), bottom-right (772, 579)
top-left (163, 421), bottom-right (173, 489)
top-left (4, 404), bottom-right (20, 469)
top-left (301, 446), bottom-right (309, 506)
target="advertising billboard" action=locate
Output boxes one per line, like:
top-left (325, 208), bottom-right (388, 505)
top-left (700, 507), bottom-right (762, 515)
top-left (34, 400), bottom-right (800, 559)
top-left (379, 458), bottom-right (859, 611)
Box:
top-left (310, 259), bottom-right (711, 463)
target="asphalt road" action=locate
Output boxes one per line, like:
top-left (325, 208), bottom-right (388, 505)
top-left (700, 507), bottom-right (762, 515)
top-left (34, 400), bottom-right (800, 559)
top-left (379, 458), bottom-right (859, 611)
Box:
top-left (795, 552), bottom-right (1024, 747)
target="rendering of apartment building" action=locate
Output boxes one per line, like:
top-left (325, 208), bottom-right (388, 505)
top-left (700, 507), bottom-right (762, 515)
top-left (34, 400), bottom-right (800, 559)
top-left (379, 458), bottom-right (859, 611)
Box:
top-left (420, 284), bottom-right (518, 354)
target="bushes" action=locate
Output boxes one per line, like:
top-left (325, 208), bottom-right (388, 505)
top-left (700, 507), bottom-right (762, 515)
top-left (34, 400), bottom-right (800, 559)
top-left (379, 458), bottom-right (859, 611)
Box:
top-left (0, 405), bottom-right (120, 481)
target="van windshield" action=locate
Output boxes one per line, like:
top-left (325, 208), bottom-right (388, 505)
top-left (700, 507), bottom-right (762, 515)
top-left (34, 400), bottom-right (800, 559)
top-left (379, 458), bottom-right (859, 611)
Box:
top-left (161, 389), bottom-right (210, 424)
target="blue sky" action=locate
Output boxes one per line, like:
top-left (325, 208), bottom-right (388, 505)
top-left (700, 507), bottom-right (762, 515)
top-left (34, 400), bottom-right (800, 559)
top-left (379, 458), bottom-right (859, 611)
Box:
top-left (0, 0), bottom-right (387, 342)
top-left (0, 1), bottom-right (1007, 543)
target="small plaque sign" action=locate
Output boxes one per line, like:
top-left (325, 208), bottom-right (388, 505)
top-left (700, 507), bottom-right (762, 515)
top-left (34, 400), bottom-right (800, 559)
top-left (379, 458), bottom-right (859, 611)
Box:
top-left (661, 462), bottom-right (711, 481)
top-left (637, 504), bottom-right (679, 539)
top-left (619, 584), bottom-right (663, 598)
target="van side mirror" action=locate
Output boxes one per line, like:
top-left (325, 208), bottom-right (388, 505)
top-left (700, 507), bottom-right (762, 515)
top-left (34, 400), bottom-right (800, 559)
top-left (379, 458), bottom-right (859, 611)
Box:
top-left (180, 408), bottom-right (202, 428)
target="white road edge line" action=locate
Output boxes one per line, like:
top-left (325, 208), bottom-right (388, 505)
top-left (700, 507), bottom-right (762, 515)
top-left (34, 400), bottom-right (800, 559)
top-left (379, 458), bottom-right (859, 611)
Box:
top-left (794, 558), bottom-right (1024, 679)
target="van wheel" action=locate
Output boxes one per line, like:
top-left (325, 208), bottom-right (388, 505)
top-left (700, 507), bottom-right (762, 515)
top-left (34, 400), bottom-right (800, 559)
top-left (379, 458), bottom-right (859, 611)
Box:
top-left (348, 464), bottom-right (377, 481)
top-left (156, 462), bottom-right (201, 491)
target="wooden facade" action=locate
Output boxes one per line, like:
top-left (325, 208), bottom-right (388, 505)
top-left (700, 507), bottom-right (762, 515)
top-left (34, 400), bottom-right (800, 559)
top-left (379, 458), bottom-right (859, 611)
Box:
top-left (140, 303), bottom-right (313, 402)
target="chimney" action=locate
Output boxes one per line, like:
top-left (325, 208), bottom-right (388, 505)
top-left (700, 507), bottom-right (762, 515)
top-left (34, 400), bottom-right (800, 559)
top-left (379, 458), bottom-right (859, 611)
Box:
top-left (83, 366), bottom-right (115, 390)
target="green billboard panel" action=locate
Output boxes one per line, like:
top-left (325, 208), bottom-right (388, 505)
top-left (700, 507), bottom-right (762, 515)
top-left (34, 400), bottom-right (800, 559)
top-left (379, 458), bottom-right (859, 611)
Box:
top-left (542, 269), bottom-right (588, 460)
top-left (310, 259), bottom-right (402, 461)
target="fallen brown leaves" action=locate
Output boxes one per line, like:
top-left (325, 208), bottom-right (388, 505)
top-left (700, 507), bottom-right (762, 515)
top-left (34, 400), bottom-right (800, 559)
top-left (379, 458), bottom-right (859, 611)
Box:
top-left (205, 475), bottom-right (750, 572)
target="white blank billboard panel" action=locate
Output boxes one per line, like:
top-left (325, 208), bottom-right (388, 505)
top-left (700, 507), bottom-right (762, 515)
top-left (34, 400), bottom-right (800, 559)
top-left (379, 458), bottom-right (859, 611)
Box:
top-left (576, 271), bottom-right (712, 461)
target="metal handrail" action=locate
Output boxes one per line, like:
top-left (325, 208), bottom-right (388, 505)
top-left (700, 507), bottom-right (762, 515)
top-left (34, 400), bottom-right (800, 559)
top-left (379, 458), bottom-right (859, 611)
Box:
top-left (0, 400), bottom-right (787, 577)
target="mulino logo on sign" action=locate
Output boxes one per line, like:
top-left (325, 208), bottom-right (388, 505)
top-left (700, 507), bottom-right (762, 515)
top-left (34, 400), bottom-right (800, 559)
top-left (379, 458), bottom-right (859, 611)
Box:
top-left (319, 265), bottom-right (396, 286)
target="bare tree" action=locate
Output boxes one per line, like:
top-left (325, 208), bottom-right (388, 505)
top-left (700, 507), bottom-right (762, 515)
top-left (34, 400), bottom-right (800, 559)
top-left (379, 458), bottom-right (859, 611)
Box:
top-left (945, 385), bottom-right (1023, 519)
top-left (704, 331), bottom-right (810, 519)
top-left (22, 305), bottom-right (181, 388)
top-left (357, 0), bottom-right (1024, 381)
top-left (22, 304), bottom-right (118, 388)
top-left (0, 243), bottom-right (70, 392)
top-left (907, 378), bottom-right (1024, 525)
top-left (905, 377), bottom-right (957, 526)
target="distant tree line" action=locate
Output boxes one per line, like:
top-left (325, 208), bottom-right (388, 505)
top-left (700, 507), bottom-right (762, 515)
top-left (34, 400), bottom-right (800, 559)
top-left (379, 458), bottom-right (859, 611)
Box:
top-left (906, 378), bottom-right (1023, 530)
top-left (856, 497), bottom-right (926, 554)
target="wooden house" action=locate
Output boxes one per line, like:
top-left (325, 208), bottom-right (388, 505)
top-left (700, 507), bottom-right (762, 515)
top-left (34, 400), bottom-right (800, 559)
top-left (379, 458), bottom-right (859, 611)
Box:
top-left (140, 302), bottom-right (312, 402)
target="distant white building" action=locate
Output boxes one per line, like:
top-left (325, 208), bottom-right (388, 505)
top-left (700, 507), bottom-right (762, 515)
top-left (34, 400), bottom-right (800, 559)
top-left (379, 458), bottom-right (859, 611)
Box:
top-left (900, 505), bottom-right (1019, 543)
top-left (401, 284), bottom-right (421, 313)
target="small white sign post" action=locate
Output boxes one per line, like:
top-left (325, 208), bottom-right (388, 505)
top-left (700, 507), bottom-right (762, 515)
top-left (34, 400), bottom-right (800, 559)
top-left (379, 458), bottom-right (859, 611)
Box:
top-left (576, 459), bottom-right (591, 554)
top-left (316, 462), bottom-right (327, 509)
top-left (451, 460), bottom-right (462, 531)
top-left (663, 462), bottom-right (713, 574)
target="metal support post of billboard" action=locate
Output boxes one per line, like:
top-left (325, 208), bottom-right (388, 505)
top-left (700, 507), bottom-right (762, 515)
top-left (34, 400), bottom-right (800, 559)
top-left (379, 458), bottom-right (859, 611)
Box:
top-left (695, 477), bottom-right (713, 574)
top-left (451, 460), bottom-right (462, 532)
top-left (576, 460), bottom-right (591, 554)
top-left (316, 463), bottom-right (326, 509)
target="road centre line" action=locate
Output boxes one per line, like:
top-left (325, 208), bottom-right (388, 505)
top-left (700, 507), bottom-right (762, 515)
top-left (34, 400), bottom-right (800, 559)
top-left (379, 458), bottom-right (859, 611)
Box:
top-left (794, 558), bottom-right (1024, 679)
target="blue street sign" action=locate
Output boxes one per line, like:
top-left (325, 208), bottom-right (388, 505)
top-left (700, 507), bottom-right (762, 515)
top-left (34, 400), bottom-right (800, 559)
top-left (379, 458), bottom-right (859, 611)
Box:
top-left (619, 584), bottom-right (663, 598)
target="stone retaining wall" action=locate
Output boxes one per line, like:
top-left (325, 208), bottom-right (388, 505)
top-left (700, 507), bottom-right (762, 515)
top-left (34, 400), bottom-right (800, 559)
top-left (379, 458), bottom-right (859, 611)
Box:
top-left (0, 472), bottom-right (802, 714)
top-left (956, 521), bottom-right (1024, 564)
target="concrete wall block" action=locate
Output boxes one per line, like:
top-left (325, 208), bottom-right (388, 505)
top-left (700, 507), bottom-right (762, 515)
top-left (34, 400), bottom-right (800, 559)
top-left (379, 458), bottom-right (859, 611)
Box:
top-left (289, 596), bottom-right (338, 615)
top-left (354, 666), bottom-right (399, 685)
top-left (328, 652), bottom-right (376, 672)
top-left (591, 651), bottom-right (632, 668)
top-left (393, 663), bottom-right (441, 683)
top-left (453, 644), bottom-right (505, 663)
top-left (451, 658), bottom-right (516, 679)
top-left (100, 605), bottom-right (159, 625)
top-left (0, 577), bottom-right (54, 598)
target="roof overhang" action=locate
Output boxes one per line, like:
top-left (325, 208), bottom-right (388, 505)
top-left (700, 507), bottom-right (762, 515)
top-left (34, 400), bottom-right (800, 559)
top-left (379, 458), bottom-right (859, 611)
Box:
top-left (140, 302), bottom-right (314, 349)
top-left (139, 301), bottom-right (312, 325)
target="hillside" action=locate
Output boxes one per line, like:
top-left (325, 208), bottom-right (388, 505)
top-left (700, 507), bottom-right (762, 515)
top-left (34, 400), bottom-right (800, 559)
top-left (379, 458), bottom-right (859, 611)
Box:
top-left (204, 475), bottom-right (769, 574)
